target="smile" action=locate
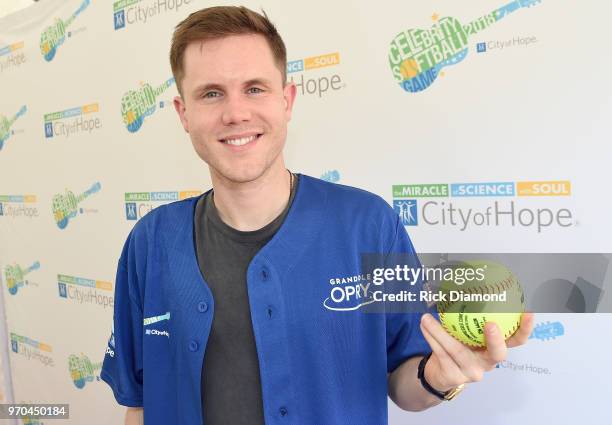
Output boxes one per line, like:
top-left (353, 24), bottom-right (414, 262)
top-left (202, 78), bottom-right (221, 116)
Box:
top-left (221, 133), bottom-right (262, 146)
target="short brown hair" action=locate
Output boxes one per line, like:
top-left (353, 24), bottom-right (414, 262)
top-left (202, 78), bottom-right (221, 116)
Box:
top-left (170, 6), bottom-right (287, 97)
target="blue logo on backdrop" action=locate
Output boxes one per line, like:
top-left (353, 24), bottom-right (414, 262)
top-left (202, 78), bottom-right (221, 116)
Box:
top-left (114, 10), bottom-right (125, 30)
top-left (529, 321), bottom-right (565, 341)
top-left (125, 203), bottom-right (137, 220)
top-left (394, 199), bottom-right (418, 226)
top-left (450, 182), bottom-right (514, 197)
top-left (44, 122), bottom-right (53, 138)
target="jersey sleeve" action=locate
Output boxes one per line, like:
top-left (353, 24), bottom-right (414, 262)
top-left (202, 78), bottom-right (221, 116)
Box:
top-left (101, 231), bottom-right (144, 407)
top-left (385, 214), bottom-right (437, 374)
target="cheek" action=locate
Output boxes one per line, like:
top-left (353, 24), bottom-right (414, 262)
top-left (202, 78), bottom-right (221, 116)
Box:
top-left (187, 111), bottom-right (216, 139)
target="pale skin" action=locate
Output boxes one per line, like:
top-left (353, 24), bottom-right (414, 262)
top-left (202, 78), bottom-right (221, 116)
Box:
top-left (123, 32), bottom-right (535, 424)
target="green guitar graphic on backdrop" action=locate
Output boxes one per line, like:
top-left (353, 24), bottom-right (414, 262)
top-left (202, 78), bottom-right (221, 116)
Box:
top-left (389, 0), bottom-right (541, 92)
top-left (40, 0), bottom-right (91, 62)
top-left (68, 353), bottom-right (102, 389)
top-left (5, 261), bottom-right (40, 295)
top-left (0, 105), bottom-right (27, 150)
top-left (121, 78), bottom-right (175, 132)
top-left (52, 182), bottom-right (101, 229)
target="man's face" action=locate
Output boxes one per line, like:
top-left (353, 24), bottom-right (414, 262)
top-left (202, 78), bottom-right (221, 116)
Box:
top-left (174, 34), bottom-right (296, 184)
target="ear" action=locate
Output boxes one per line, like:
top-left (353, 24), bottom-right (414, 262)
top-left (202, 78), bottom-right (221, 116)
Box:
top-left (283, 82), bottom-right (297, 122)
top-left (173, 95), bottom-right (189, 133)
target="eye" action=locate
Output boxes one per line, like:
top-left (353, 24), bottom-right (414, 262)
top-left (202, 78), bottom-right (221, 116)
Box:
top-left (202, 91), bottom-right (221, 99)
top-left (248, 87), bottom-right (264, 94)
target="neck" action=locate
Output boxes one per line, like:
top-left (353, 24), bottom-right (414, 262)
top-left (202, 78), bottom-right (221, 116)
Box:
top-left (210, 163), bottom-right (292, 231)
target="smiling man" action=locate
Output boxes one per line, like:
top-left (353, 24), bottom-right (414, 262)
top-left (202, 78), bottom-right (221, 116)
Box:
top-left (100, 6), bottom-right (533, 425)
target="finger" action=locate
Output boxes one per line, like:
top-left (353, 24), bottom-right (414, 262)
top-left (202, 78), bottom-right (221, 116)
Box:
top-left (483, 322), bottom-right (507, 364)
top-left (419, 319), bottom-right (457, 366)
top-left (421, 314), bottom-right (482, 379)
top-left (419, 323), bottom-right (465, 385)
top-left (506, 312), bottom-right (535, 348)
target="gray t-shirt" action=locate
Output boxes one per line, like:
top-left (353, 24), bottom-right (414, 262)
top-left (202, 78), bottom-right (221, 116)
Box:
top-left (194, 174), bottom-right (299, 425)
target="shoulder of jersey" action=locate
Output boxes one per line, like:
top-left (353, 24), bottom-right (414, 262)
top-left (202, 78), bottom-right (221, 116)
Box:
top-left (128, 193), bottom-right (203, 241)
top-left (306, 174), bottom-right (395, 219)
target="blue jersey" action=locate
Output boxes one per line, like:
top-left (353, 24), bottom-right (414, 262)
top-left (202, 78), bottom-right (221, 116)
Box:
top-left (101, 174), bottom-right (434, 425)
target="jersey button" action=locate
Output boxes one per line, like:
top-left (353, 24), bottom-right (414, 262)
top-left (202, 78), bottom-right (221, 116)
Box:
top-left (261, 267), bottom-right (269, 281)
top-left (197, 301), bottom-right (208, 313)
top-left (188, 340), bottom-right (199, 352)
top-left (279, 407), bottom-right (288, 417)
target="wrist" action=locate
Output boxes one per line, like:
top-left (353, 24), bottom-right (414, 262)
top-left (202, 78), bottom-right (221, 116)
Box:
top-left (423, 354), bottom-right (457, 393)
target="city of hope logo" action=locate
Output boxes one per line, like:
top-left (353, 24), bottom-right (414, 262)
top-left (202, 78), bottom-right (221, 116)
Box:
top-left (52, 182), bottom-right (101, 229)
top-left (40, 0), bottom-right (91, 62)
top-left (125, 190), bottom-right (200, 220)
top-left (68, 353), bottom-right (102, 389)
top-left (0, 194), bottom-right (38, 219)
top-left (114, 0), bottom-right (192, 31)
top-left (58, 274), bottom-right (113, 309)
top-left (0, 41), bottom-right (26, 73)
top-left (44, 103), bottom-right (101, 139)
top-left (3, 261), bottom-right (40, 295)
top-left (392, 181), bottom-right (572, 232)
top-left (287, 52), bottom-right (345, 98)
top-left (144, 312), bottom-right (171, 337)
top-left (120, 78), bottom-right (175, 132)
top-left (0, 105), bottom-right (26, 150)
top-left (388, 0), bottom-right (542, 93)
top-left (10, 333), bottom-right (54, 367)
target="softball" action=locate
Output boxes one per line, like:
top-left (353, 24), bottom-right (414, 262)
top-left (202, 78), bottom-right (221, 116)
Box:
top-left (436, 260), bottom-right (525, 348)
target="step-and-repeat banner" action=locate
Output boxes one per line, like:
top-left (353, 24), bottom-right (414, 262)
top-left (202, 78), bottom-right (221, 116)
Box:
top-left (1, 0), bottom-right (611, 424)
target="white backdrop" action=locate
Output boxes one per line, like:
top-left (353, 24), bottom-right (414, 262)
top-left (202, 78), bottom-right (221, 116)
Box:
top-left (1, 0), bottom-right (611, 424)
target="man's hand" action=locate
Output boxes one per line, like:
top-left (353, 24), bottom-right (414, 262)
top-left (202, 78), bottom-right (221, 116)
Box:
top-left (419, 312), bottom-right (535, 392)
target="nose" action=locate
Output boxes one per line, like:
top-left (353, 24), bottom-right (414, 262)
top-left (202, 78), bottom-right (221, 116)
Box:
top-left (221, 94), bottom-right (252, 126)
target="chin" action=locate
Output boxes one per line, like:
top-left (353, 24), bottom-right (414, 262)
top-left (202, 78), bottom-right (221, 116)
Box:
top-left (217, 163), bottom-right (269, 184)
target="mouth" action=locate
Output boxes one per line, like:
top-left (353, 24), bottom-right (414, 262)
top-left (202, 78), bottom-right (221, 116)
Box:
top-left (220, 133), bottom-right (263, 147)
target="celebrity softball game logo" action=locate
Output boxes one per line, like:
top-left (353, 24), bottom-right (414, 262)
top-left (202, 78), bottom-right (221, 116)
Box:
top-left (52, 182), bottom-right (101, 229)
top-left (121, 78), bottom-right (175, 132)
top-left (0, 105), bottom-right (27, 150)
top-left (125, 190), bottom-right (200, 220)
top-left (0, 40), bottom-right (26, 73)
top-left (388, 0), bottom-right (541, 93)
top-left (0, 194), bottom-right (39, 219)
top-left (57, 273), bottom-right (114, 309)
top-left (529, 320), bottom-right (565, 341)
top-left (10, 333), bottom-right (54, 367)
top-left (320, 170), bottom-right (341, 183)
top-left (393, 180), bottom-right (573, 233)
top-left (44, 103), bottom-right (101, 139)
top-left (68, 353), bottom-right (102, 389)
top-left (114, 0), bottom-right (192, 30)
top-left (40, 0), bottom-right (91, 62)
top-left (287, 52), bottom-right (345, 98)
top-left (3, 261), bottom-right (40, 295)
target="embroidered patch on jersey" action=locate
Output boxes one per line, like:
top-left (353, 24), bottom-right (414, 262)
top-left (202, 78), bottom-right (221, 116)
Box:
top-left (143, 312), bottom-right (170, 326)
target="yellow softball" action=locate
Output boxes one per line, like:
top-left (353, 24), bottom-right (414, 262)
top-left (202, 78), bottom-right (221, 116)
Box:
top-left (436, 260), bottom-right (525, 348)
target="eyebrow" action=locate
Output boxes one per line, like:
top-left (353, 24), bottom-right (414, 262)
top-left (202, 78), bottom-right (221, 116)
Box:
top-left (192, 78), bottom-right (273, 96)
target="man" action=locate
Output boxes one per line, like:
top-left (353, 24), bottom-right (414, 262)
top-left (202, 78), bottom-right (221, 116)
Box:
top-left (101, 6), bottom-right (534, 425)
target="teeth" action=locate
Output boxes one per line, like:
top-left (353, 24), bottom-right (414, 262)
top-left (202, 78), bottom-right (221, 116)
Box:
top-left (224, 135), bottom-right (257, 146)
